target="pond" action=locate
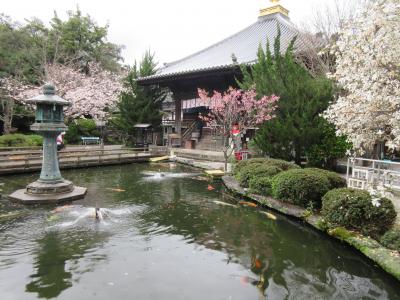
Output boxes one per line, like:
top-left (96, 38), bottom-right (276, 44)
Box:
top-left (0, 163), bottom-right (399, 299)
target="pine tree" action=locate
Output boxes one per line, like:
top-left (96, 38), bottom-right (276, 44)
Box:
top-left (239, 28), bottom-right (346, 166)
top-left (113, 51), bottom-right (165, 144)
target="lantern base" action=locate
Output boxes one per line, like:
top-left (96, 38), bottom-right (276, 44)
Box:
top-left (26, 179), bottom-right (74, 194)
top-left (8, 182), bottom-right (87, 205)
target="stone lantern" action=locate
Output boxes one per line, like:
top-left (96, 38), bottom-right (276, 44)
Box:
top-left (9, 83), bottom-right (87, 204)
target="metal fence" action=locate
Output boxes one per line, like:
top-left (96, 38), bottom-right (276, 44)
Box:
top-left (346, 157), bottom-right (400, 190)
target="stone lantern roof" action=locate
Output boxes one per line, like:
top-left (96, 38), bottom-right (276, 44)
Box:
top-left (27, 83), bottom-right (70, 106)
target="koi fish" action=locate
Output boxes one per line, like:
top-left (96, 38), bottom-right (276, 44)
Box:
top-left (261, 211), bottom-right (277, 220)
top-left (238, 201), bottom-right (257, 207)
top-left (207, 185), bottom-right (215, 191)
top-left (213, 200), bottom-right (237, 208)
top-left (254, 258), bottom-right (262, 269)
top-left (47, 215), bottom-right (60, 222)
top-left (106, 188), bottom-right (126, 192)
top-left (51, 204), bottom-right (74, 213)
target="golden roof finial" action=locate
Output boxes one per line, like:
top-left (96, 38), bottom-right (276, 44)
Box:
top-left (260, 0), bottom-right (289, 18)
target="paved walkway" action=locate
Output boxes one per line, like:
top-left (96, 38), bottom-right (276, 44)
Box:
top-left (171, 148), bottom-right (225, 162)
top-left (173, 156), bottom-right (230, 171)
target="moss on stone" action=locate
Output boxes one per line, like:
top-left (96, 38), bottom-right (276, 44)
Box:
top-left (328, 227), bottom-right (354, 240)
top-left (315, 218), bottom-right (329, 231)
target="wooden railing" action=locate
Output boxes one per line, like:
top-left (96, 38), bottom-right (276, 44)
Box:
top-left (0, 146), bottom-right (169, 174)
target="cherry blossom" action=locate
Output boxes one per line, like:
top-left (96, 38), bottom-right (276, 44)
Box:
top-left (198, 87), bottom-right (279, 170)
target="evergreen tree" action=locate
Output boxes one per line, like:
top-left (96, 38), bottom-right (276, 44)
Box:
top-left (113, 51), bottom-right (165, 144)
top-left (239, 28), bottom-right (347, 166)
top-left (47, 8), bottom-right (123, 72)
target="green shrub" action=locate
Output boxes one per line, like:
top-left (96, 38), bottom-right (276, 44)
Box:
top-left (0, 134), bottom-right (43, 147)
top-left (322, 188), bottom-right (397, 237)
top-left (306, 168), bottom-right (346, 189)
top-left (271, 169), bottom-right (330, 208)
top-left (265, 158), bottom-right (300, 171)
top-left (380, 229), bottom-right (400, 251)
top-left (233, 158), bottom-right (268, 176)
top-left (26, 135), bottom-right (43, 146)
top-left (65, 118), bottom-right (98, 144)
top-left (236, 164), bottom-right (282, 187)
top-left (233, 157), bottom-right (298, 176)
top-left (249, 176), bottom-right (273, 196)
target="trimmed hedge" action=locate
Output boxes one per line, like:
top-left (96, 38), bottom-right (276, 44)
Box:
top-left (322, 188), bottom-right (397, 237)
top-left (236, 164), bottom-right (282, 187)
top-left (233, 157), bottom-right (299, 176)
top-left (380, 229), bottom-right (400, 251)
top-left (306, 168), bottom-right (346, 189)
top-left (0, 134), bottom-right (43, 147)
top-left (249, 176), bottom-right (273, 196)
top-left (271, 169), bottom-right (330, 208)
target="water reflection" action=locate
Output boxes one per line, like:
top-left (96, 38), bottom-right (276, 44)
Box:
top-left (26, 230), bottom-right (109, 298)
top-left (26, 232), bottom-right (73, 298)
top-left (0, 163), bottom-right (399, 299)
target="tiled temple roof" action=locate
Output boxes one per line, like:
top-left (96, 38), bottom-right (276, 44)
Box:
top-left (138, 12), bottom-right (309, 84)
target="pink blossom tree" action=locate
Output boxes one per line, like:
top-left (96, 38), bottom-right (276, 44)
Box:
top-left (18, 62), bottom-right (124, 122)
top-left (198, 87), bottom-right (279, 171)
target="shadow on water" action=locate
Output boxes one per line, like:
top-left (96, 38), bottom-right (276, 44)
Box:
top-left (0, 163), bottom-right (399, 299)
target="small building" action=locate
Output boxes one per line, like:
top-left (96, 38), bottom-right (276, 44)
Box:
top-left (137, 0), bottom-right (311, 150)
top-left (133, 123), bottom-right (153, 147)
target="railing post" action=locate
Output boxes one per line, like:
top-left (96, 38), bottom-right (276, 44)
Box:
top-left (377, 161), bottom-right (381, 182)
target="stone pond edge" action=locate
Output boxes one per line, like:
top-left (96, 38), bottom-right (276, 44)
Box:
top-left (220, 175), bottom-right (400, 282)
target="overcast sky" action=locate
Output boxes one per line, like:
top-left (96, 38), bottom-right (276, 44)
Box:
top-left (3, 0), bottom-right (345, 66)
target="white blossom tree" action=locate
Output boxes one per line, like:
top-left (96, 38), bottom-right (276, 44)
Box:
top-left (324, 0), bottom-right (400, 154)
top-left (43, 63), bottom-right (123, 120)
top-left (0, 77), bottom-right (37, 134)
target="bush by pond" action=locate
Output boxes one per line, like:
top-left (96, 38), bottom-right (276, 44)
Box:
top-left (249, 176), bottom-right (273, 196)
top-left (233, 157), bottom-right (299, 176)
top-left (271, 169), bottom-right (330, 208)
top-left (0, 134), bottom-right (43, 147)
top-left (236, 164), bottom-right (282, 188)
top-left (322, 188), bottom-right (397, 237)
top-left (380, 229), bottom-right (400, 251)
top-left (305, 168), bottom-right (346, 189)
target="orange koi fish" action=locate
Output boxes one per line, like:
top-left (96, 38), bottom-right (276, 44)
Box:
top-left (207, 185), bottom-right (215, 191)
top-left (238, 201), bottom-right (257, 207)
top-left (254, 258), bottom-right (262, 269)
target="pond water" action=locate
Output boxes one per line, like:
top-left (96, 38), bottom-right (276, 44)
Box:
top-left (0, 163), bottom-right (399, 300)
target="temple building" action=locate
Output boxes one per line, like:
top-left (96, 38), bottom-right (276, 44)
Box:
top-left (137, 0), bottom-right (311, 149)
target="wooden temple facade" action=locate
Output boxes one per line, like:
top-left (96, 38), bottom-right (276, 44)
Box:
top-left (137, 0), bottom-right (310, 149)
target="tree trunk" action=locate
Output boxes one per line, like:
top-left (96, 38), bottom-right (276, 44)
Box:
top-left (294, 144), bottom-right (302, 166)
top-left (1, 98), bottom-right (14, 134)
top-left (223, 148), bottom-right (228, 172)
